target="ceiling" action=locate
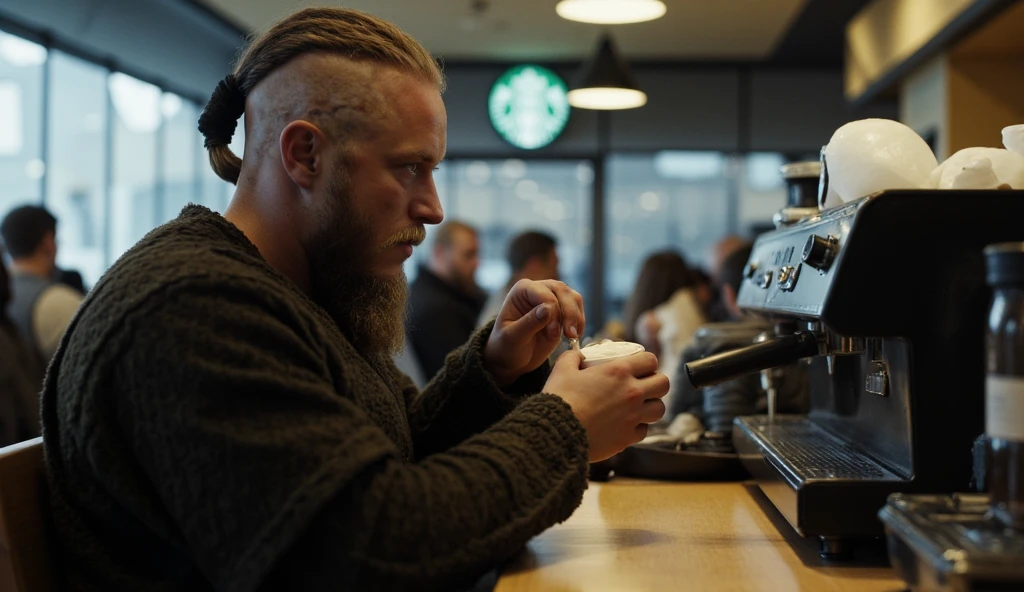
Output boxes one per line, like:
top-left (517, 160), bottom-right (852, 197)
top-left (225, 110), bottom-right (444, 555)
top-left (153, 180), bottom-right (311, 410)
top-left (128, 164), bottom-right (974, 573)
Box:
top-left (197, 0), bottom-right (813, 61)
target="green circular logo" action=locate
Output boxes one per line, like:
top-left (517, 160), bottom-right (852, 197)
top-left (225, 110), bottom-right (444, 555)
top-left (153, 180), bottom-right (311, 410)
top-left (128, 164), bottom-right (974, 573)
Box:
top-left (488, 65), bottom-right (570, 150)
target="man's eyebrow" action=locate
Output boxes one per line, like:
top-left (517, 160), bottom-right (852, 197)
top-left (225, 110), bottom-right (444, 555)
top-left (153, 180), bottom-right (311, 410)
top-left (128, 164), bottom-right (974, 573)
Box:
top-left (392, 150), bottom-right (443, 164)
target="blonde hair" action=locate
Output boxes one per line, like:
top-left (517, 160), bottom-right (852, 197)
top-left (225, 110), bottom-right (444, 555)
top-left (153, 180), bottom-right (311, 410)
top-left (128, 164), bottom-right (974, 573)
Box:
top-left (199, 7), bottom-right (444, 184)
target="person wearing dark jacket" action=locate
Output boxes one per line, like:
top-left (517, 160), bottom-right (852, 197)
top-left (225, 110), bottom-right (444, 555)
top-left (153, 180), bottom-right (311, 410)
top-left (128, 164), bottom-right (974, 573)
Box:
top-left (0, 247), bottom-right (44, 446)
top-left (407, 220), bottom-right (486, 378)
top-left (42, 8), bottom-right (669, 591)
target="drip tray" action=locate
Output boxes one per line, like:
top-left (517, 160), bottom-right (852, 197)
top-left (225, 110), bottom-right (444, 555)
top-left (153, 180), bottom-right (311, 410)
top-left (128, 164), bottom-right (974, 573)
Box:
top-left (734, 415), bottom-right (908, 538)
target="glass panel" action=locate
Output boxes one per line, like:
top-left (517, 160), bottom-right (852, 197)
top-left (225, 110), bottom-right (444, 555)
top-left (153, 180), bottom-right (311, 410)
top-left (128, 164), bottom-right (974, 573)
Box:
top-left (739, 152), bottom-right (787, 235)
top-left (605, 152), bottom-right (786, 324)
top-left (0, 30), bottom-right (46, 217)
top-left (109, 72), bottom-right (159, 261)
top-left (606, 152), bottom-right (732, 323)
top-left (46, 51), bottom-right (107, 288)
top-left (408, 159), bottom-right (594, 312)
top-left (161, 93), bottom-right (197, 223)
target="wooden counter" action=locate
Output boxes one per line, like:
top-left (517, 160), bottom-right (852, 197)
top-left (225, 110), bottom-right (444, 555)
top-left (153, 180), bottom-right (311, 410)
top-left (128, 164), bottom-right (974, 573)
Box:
top-left (496, 480), bottom-right (904, 592)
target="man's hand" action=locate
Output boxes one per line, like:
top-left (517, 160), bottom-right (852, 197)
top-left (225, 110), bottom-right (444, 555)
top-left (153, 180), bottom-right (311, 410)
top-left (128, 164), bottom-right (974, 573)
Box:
top-left (483, 279), bottom-right (585, 386)
top-left (544, 350), bottom-right (669, 462)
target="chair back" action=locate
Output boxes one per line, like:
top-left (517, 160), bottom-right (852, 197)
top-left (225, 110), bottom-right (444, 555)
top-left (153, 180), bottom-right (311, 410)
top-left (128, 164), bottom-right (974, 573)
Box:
top-left (0, 438), bottom-right (55, 592)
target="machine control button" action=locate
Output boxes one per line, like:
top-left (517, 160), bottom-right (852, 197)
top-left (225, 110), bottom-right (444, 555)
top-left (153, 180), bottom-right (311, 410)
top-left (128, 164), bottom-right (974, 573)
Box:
top-left (758, 270), bottom-right (773, 289)
top-left (743, 261), bottom-right (760, 280)
top-left (802, 234), bottom-right (838, 271)
top-left (779, 265), bottom-right (800, 291)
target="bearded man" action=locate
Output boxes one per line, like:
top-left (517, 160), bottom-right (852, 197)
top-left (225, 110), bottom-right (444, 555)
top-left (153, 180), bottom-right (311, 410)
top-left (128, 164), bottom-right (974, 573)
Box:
top-left (42, 7), bottom-right (668, 591)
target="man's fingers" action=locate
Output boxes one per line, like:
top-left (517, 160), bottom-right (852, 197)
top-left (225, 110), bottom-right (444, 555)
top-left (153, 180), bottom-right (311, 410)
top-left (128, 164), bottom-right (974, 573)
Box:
top-left (538, 280), bottom-right (585, 339)
top-left (636, 371), bottom-right (670, 400)
top-left (623, 352), bottom-right (660, 378)
top-left (500, 303), bottom-right (555, 343)
top-left (552, 349), bottom-right (584, 372)
top-left (640, 398), bottom-right (667, 424)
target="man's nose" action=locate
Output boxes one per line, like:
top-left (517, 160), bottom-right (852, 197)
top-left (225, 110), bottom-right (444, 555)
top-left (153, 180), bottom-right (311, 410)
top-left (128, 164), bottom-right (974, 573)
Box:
top-left (411, 182), bottom-right (443, 225)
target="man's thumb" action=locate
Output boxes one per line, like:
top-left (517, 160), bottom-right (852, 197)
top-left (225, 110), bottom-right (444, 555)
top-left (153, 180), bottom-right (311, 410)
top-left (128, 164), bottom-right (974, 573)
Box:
top-left (553, 347), bottom-right (583, 371)
top-left (501, 302), bottom-right (554, 342)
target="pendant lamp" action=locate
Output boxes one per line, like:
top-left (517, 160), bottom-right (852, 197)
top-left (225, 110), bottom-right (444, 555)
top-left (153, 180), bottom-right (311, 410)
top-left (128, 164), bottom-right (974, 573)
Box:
top-left (556, 0), bottom-right (666, 25)
top-left (567, 34), bottom-right (647, 110)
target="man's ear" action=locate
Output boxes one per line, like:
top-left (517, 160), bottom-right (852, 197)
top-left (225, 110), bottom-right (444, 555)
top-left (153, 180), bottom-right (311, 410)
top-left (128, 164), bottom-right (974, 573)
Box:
top-left (43, 231), bottom-right (57, 258)
top-left (280, 120), bottom-right (327, 190)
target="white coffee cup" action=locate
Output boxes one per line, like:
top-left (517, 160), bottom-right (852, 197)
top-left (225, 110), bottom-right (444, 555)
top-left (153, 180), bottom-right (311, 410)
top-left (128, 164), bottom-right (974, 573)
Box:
top-left (579, 340), bottom-right (646, 369)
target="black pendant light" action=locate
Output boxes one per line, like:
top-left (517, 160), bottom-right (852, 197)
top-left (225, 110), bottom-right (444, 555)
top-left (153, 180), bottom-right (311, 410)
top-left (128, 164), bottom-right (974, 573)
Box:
top-left (567, 33), bottom-right (647, 110)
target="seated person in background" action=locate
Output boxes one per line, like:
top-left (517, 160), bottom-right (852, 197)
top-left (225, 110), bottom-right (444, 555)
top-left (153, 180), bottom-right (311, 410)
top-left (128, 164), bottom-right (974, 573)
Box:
top-left (623, 251), bottom-right (707, 410)
top-left (42, 8), bottom-right (669, 591)
top-left (0, 205), bottom-right (83, 362)
top-left (0, 248), bottom-right (44, 446)
top-left (406, 220), bottom-right (486, 378)
top-left (478, 230), bottom-right (559, 326)
top-left (690, 267), bottom-right (713, 314)
top-left (670, 243), bottom-right (808, 437)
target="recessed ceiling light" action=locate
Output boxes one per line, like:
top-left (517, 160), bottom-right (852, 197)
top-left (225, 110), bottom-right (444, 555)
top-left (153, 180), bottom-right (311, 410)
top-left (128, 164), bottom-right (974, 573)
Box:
top-left (556, 0), bottom-right (667, 25)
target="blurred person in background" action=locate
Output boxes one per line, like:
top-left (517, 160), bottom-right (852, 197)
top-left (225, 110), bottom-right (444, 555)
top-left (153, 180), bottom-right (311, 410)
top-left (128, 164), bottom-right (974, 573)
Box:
top-left (0, 246), bottom-right (44, 445)
top-left (41, 8), bottom-right (668, 591)
top-left (0, 205), bottom-right (84, 362)
top-left (669, 243), bottom-right (808, 439)
top-left (478, 230), bottom-right (559, 326)
top-left (704, 235), bottom-right (748, 322)
top-left (623, 251), bottom-right (707, 409)
top-left (406, 220), bottom-right (486, 377)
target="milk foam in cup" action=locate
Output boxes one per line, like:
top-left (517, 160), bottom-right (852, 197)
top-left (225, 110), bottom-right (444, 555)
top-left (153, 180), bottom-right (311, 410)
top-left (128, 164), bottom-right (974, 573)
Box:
top-left (579, 340), bottom-right (645, 369)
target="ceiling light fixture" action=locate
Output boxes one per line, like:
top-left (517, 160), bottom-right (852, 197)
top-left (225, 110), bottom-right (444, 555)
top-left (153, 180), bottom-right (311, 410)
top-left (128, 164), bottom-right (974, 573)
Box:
top-left (567, 34), bottom-right (647, 110)
top-left (556, 0), bottom-right (666, 25)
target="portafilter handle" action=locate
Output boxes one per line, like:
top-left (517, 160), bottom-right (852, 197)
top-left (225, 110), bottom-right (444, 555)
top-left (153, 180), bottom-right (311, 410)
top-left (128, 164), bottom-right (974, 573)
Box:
top-left (685, 331), bottom-right (821, 389)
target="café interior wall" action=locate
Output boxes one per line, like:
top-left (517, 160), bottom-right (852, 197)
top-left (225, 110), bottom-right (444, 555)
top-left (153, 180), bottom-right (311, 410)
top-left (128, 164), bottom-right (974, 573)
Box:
top-left (0, 0), bottom-right (242, 101)
top-left (900, 56), bottom-right (949, 161)
top-left (1, 0), bottom-right (898, 155)
top-left (443, 65), bottom-right (898, 157)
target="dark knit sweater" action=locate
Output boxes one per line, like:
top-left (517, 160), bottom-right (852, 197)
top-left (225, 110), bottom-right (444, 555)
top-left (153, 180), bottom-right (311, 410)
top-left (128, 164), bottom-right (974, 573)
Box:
top-left (41, 205), bottom-right (589, 592)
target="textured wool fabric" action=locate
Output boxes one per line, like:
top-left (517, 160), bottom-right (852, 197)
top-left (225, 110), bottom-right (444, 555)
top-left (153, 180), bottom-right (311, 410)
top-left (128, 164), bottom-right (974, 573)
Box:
top-left (41, 205), bottom-right (589, 592)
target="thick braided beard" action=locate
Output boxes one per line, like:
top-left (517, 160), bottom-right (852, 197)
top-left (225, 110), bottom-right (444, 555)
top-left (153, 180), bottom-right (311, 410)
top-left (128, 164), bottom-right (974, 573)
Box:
top-left (307, 168), bottom-right (408, 355)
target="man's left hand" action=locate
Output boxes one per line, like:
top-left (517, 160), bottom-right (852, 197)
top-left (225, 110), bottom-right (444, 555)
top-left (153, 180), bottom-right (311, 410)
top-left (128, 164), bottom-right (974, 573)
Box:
top-left (483, 279), bottom-right (585, 386)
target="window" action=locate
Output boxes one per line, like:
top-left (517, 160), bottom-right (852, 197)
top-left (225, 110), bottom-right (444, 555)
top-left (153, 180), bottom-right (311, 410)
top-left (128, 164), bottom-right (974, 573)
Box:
top-left (0, 30), bottom-right (46, 217)
top-left (109, 73), bottom-right (160, 261)
top-left (408, 158), bottom-right (594, 306)
top-left (46, 51), bottom-right (107, 287)
top-left (605, 152), bottom-right (785, 322)
top-left (160, 93), bottom-right (198, 224)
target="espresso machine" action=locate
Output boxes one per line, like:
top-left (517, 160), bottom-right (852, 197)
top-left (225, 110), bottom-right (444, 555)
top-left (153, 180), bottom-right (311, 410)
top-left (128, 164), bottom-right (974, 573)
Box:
top-left (685, 189), bottom-right (1024, 557)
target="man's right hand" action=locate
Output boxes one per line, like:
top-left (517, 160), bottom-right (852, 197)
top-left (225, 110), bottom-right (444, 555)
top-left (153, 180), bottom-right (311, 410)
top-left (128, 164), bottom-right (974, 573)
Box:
top-left (542, 350), bottom-right (669, 462)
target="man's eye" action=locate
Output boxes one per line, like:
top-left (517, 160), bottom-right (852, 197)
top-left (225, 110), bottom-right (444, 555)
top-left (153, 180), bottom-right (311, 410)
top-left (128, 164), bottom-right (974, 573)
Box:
top-left (405, 163), bottom-right (420, 175)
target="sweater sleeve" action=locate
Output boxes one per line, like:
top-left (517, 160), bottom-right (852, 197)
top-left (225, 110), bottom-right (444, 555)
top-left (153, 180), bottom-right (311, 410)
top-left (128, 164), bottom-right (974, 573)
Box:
top-left (402, 320), bottom-right (552, 459)
top-left (112, 285), bottom-right (587, 592)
